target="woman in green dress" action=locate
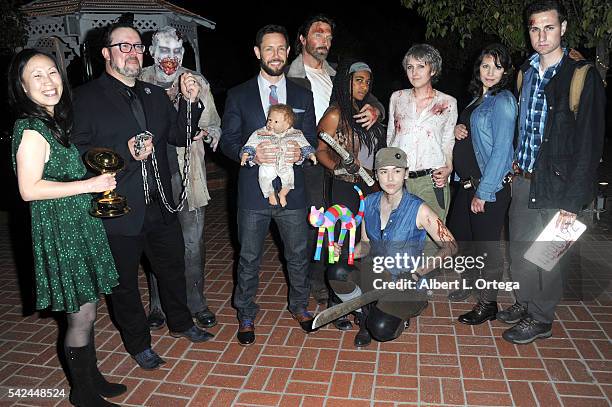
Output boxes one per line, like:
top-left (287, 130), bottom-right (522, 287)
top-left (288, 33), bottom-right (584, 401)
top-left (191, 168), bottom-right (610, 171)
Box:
top-left (8, 49), bottom-right (125, 407)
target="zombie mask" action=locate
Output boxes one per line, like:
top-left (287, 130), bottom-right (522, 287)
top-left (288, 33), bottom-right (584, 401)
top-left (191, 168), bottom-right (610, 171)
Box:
top-left (150, 27), bottom-right (185, 78)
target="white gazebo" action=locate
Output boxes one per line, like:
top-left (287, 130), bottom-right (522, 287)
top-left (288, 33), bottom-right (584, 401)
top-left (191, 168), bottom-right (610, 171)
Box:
top-left (20, 0), bottom-right (216, 73)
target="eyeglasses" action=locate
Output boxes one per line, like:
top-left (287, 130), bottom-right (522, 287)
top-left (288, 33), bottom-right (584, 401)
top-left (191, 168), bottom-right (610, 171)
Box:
top-left (108, 43), bottom-right (146, 54)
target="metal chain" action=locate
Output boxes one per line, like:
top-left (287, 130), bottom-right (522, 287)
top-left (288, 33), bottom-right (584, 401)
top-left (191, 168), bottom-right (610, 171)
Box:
top-left (140, 89), bottom-right (193, 213)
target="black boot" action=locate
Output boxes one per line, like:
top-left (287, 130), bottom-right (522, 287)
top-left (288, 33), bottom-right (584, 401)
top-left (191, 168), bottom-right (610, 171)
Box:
top-left (65, 346), bottom-right (119, 406)
top-left (88, 333), bottom-right (127, 398)
top-left (458, 300), bottom-right (498, 325)
top-left (353, 308), bottom-right (371, 347)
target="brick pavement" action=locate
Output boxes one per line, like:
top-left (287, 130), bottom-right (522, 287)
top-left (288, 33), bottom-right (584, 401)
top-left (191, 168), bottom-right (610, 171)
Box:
top-left (0, 190), bottom-right (610, 407)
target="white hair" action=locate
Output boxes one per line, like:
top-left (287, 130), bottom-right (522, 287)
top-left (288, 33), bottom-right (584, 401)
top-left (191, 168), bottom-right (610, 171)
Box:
top-left (151, 26), bottom-right (182, 49)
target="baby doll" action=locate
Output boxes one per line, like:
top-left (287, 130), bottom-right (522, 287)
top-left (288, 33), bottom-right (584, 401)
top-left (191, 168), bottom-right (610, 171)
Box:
top-left (241, 104), bottom-right (316, 207)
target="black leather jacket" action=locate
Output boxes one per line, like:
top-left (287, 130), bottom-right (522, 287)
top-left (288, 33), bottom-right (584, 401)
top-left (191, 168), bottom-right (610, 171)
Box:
top-left (515, 55), bottom-right (605, 213)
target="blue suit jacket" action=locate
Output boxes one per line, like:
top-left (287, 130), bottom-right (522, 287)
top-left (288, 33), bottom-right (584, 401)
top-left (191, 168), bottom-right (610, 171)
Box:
top-left (220, 76), bottom-right (317, 210)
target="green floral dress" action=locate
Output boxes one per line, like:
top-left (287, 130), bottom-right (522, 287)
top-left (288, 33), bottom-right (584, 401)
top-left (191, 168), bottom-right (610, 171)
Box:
top-left (12, 118), bottom-right (119, 313)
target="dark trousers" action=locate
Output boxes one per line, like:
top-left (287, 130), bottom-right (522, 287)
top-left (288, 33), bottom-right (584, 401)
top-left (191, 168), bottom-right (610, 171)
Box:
top-left (447, 183), bottom-right (510, 301)
top-left (149, 205), bottom-right (207, 315)
top-left (235, 207), bottom-right (310, 321)
top-left (304, 165), bottom-right (328, 293)
top-left (107, 203), bottom-right (193, 355)
top-left (509, 176), bottom-right (566, 323)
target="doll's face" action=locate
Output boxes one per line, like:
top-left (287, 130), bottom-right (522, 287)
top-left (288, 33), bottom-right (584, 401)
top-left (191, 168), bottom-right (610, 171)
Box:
top-left (266, 110), bottom-right (291, 133)
top-left (151, 32), bottom-right (184, 76)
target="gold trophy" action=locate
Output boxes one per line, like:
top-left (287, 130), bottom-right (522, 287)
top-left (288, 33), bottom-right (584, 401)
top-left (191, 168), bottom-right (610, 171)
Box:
top-left (85, 148), bottom-right (130, 218)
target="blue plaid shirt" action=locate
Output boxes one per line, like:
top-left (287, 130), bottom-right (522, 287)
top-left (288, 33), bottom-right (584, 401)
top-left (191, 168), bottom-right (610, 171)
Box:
top-left (516, 51), bottom-right (565, 172)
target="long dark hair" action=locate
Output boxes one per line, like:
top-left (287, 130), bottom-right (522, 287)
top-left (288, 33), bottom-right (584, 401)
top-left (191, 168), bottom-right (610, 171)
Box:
top-left (7, 49), bottom-right (73, 147)
top-left (468, 44), bottom-right (514, 98)
top-left (329, 60), bottom-right (386, 156)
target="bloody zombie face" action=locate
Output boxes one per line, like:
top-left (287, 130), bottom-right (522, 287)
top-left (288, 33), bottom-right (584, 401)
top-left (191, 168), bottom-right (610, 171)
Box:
top-left (150, 27), bottom-right (184, 79)
top-left (301, 21), bottom-right (333, 62)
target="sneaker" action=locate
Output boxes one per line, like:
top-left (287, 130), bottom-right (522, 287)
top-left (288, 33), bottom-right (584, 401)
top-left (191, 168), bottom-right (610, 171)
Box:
top-left (237, 319), bottom-right (255, 346)
top-left (497, 302), bottom-right (528, 324)
top-left (133, 348), bottom-right (166, 370)
top-left (193, 308), bottom-right (217, 329)
top-left (170, 325), bottom-right (214, 343)
top-left (502, 317), bottom-right (552, 344)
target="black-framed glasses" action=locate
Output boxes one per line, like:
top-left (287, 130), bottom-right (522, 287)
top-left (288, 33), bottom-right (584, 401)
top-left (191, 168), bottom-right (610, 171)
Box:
top-left (108, 42), bottom-right (146, 54)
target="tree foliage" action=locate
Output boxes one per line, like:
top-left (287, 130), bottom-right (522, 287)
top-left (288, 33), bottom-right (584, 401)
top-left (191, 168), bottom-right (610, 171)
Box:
top-left (402, 0), bottom-right (611, 79)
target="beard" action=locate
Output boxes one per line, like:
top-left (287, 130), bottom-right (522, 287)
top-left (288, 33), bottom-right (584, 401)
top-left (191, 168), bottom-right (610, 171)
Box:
top-left (305, 42), bottom-right (329, 62)
top-left (111, 55), bottom-right (141, 78)
top-left (260, 58), bottom-right (286, 77)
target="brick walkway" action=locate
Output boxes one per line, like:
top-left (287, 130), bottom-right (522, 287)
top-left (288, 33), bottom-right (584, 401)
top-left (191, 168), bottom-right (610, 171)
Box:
top-left (0, 190), bottom-right (610, 407)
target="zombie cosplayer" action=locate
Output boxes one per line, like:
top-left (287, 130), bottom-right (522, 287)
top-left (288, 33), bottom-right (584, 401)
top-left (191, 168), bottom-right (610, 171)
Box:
top-left (140, 26), bottom-right (221, 330)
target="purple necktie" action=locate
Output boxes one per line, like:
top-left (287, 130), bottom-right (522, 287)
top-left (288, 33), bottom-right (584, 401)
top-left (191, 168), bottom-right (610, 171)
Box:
top-left (269, 85), bottom-right (278, 106)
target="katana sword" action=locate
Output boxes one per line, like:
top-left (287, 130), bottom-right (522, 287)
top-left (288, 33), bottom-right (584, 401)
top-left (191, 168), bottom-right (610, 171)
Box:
top-left (312, 272), bottom-right (435, 329)
top-left (312, 289), bottom-right (387, 329)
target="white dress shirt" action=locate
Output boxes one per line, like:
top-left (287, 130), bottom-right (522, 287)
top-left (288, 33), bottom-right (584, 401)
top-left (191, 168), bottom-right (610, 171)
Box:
top-left (257, 74), bottom-right (287, 116)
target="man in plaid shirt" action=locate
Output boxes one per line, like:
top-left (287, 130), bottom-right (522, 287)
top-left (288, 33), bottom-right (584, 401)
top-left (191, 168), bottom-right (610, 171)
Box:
top-left (498, 0), bottom-right (605, 344)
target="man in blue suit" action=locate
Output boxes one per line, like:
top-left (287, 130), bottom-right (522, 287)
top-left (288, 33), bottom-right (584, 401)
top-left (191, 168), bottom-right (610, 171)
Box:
top-left (221, 25), bottom-right (317, 346)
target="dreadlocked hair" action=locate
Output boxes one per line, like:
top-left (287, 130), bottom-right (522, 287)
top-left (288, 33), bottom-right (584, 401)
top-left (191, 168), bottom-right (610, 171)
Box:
top-left (329, 60), bottom-right (386, 157)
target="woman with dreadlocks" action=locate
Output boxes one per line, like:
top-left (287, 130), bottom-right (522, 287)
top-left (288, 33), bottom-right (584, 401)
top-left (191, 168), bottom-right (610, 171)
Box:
top-left (316, 61), bottom-right (386, 346)
top-left (317, 61), bottom-right (386, 216)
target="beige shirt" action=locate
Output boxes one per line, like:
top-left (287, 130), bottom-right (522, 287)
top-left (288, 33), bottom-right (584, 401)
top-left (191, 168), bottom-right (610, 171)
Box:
top-left (387, 89), bottom-right (457, 171)
top-left (304, 65), bottom-right (333, 123)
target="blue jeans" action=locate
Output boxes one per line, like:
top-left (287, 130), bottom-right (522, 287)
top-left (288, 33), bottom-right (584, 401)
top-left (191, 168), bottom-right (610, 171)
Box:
top-left (149, 206), bottom-right (207, 315)
top-left (235, 207), bottom-right (310, 321)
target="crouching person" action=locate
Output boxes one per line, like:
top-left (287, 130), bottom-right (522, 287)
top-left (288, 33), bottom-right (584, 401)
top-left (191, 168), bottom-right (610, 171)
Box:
top-left (327, 147), bottom-right (457, 347)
